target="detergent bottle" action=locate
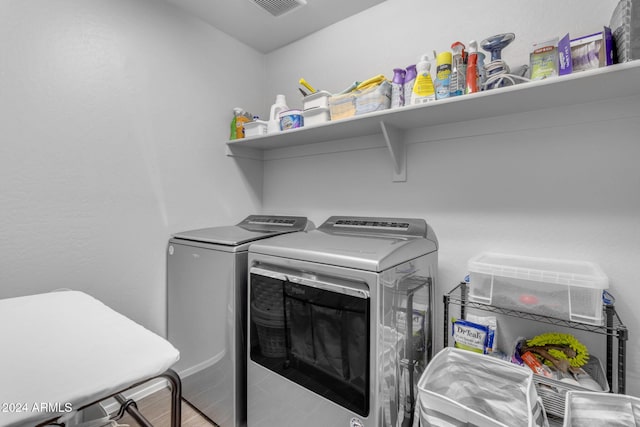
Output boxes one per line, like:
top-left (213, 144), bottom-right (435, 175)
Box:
top-left (267, 94), bottom-right (288, 134)
top-left (450, 42), bottom-right (467, 97)
top-left (434, 51), bottom-right (452, 100)
top-left (466, 40), bottom-right (480, 94)
top-left (410, 55), bottom-right (436, 104)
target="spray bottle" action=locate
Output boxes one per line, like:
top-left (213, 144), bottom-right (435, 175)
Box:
top-left (410, 55), bottom-right (436, 104)
top-left (267, 94), bottom-right (288, 134)
top-left (434, 51), bottom-right (452, 100)
top-left (450, 42), bottom-right (467, 97)
top-left (466, 40), bottom-right (480, 94)
top-left (230, 108), bottom-right (252, 140)
top-left (403, 65), bottom-right (417, 107)
top-left (391, 68), bottom-right (406, 108)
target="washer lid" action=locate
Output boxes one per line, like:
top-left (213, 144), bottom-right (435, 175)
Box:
top-left (172, 215), bottom-right (310, 246)
top-left (250, 216), bottom-right (438, 272)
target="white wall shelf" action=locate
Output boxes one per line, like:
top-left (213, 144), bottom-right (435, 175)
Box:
top-left (226, 61), bottom-right (640, 182)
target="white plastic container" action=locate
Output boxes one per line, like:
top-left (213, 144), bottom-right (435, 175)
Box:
top-left (467, 252), bottom-right (609, 325)
top-left (416, 347), bottom-right (548, 427)
top-left (302, 107), bottom-right (330, 126)
top-left (302, 90), bottom-right (331, 110)
top-left (243, 120), bottom-right (267, 138)
top-left (278, 109), bottom-right (303, 130)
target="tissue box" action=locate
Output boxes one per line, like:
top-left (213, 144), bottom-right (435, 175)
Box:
top-left (570, 27), bottom-right (614, 72)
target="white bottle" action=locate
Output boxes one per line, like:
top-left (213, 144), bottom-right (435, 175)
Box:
top-left (411, 55), bottom-right (436, 104)
top-left (267, 94), bottom-right (288, 134)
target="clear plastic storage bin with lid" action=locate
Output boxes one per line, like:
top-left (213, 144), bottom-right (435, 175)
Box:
top-left (467, 252), bottom-right (609, 325)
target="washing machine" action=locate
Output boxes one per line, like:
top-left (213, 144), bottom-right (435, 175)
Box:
top-left (246, 216), bottom-right (438, 427)
top-left (167, 215), bottom-right (313, 427)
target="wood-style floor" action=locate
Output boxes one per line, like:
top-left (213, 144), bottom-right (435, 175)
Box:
top-left (116, 388), bottom-right (217, 427)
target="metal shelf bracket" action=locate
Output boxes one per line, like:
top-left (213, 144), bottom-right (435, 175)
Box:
top-left (380, 121), bottom-right (406, 182)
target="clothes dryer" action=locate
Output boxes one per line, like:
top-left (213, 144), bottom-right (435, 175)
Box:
top-left (246, 216), bottom-right (438, 427)
top-left (167, 215), bottom-right (312, 427)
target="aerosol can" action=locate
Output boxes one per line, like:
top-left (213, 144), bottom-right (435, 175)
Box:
top-left (434, 51), bottom-right (452, 100)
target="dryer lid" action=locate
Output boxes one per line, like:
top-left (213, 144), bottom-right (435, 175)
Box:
top-left (250, 216), bottom-right (438, 271)
top-left (172, 215), bottom-right (310, 246)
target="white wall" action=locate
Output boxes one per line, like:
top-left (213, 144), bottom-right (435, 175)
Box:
top-left (0, 0), bottom-right (265, 335)
top-left (261, 0), bottom-right (640, 395)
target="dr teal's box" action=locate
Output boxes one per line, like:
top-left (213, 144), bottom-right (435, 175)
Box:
top-left (467, 252), bottom-right (609, 325)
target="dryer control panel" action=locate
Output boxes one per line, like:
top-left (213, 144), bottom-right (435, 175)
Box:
top-left (319, 216), bottom-right (428, 238)
top-left (239, 215), bottom-right (309, 232)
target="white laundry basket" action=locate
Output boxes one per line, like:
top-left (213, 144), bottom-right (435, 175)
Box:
top-left (563, 390), bottom-right (640, 426)
top-left (415, 348), bottom-right (548, 427)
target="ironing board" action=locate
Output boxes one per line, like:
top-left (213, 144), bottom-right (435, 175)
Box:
top-left (0, 291), bottom-right (181, 427)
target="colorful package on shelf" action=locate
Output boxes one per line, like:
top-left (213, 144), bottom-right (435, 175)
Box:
top-left (465, 313), bottom-right (498, 353)
top-left (451, 318), bottom-right (494, 354)
top-left (530, 37), bottom-right (560, 80)
top-left (570, 27), bottom-right (614, 72)
top-left (328, 77), bottom-right (391, 121)
top-left (558, 33), bottom-right (573, 75)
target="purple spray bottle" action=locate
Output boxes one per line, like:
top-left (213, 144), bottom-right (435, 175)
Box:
top-left (391, 68), bottom-right (406, 108)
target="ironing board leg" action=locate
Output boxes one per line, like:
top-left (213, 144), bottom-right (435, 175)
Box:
top-left (162, 368), bottom-right (182, 427)
top-left (116, 369), bottom-right (182, 427)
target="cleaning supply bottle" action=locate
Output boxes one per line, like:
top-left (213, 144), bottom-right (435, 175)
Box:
top-left (230, 108), bottom-right (240, 140)
top-left (230, 107), bottom-right (252, 139)
top-left (410, 55), bottom-right (436, 104)
top-left (403, 64), bottom-right (417, 107)
top-left (450, 42), bottom-right (467, 97)
top-left (391, 68), bottom-right (406, 108)
top-left (466, 40), bottom-right (480, 94)
top-left (434, 51), bottom-right (452, 100)
top-left (267, 94), bottom-right (288, 134)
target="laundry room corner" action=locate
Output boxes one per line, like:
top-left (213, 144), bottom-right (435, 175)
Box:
top-left (0, 0), bottom-right (266, 335)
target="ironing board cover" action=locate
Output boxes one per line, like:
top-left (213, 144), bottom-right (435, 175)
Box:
top-left (0, 291), bottom-right (179, 427)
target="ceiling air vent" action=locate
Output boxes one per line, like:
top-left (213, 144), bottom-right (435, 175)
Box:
top-left (251, 0), bottom-right (307, 17)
